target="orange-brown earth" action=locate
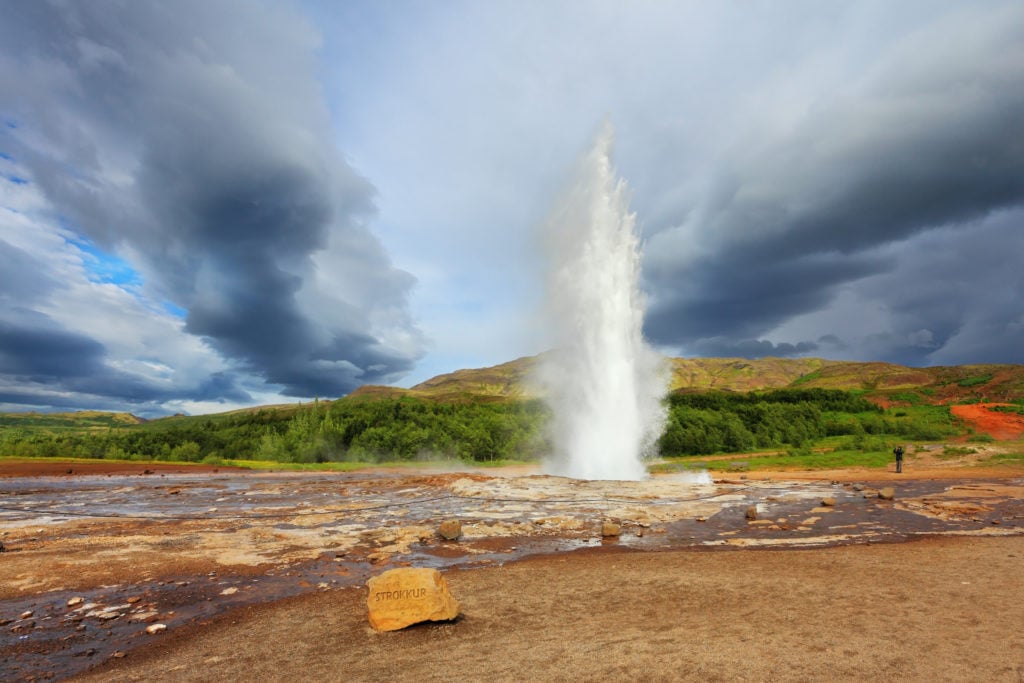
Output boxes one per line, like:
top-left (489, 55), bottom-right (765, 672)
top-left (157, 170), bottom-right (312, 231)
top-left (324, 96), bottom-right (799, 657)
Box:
top-left (951, 403), bottom-right (1024, 441)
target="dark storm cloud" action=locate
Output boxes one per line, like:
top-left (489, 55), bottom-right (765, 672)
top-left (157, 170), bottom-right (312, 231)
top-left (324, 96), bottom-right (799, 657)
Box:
top-left (645, 7), bottom-right (1024, 365)
top-left (0, 239), bottom-right (57, 304)
top-left (687, 338), bottom-right (819, 359)
top-left (646, 250), bottom-right (890, 342)
top-left (0, 0), bottom-right (422, 401)
top-left (0, 310), bottom-right (251, 411)
top-left (0, 315), bottom-right (107, 379)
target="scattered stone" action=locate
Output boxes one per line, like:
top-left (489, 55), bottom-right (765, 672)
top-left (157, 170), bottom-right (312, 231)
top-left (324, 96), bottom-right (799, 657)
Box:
top-left (220, 587), bottom-right (238, 596)
top-left (878, 487), bottom-right (896, 500)
top-left (821, 497), bottom-right (837, 507)
top-left (635, 528), bottom-right (644, 537)
top-left (20, 610), bottom-right (33, 620)
top-left (745, 505), bottom-right (758, 521)
top-left (696, 516), bottom-right (707, 523)
top-left (126, 596), bottom-right (141, 604)
top-left (438, 520), bottom-right (462, 541)
top-left (145, 623), bottom-right (167, 635)
top-left (991, 520), bottom-right (1001, 525)
top-left (0, 540), bottom-right (5, 552)
top-left (601, 521), bottom-right (621, 538)
top-left (129, 611), bottom-right (159, 622)
top-left (852, 483), bottom-right (865, 492)
top-left (366, 567), bottom-right (459, 632)
top-left (111, 651), bottom-right (127, 659)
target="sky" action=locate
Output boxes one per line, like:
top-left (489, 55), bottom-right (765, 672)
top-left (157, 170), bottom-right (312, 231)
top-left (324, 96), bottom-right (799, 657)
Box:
top-left (1, 0), bottom-right (1023, 416)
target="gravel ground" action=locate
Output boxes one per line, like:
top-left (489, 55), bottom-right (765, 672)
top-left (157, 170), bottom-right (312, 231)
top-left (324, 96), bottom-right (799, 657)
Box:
top-left (77, 534), bottom-right (1024, 682)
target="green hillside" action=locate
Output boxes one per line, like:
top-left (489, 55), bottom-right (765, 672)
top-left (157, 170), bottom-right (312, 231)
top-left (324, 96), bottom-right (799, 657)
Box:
top-left (2, 356), bottom-right (1022, 468)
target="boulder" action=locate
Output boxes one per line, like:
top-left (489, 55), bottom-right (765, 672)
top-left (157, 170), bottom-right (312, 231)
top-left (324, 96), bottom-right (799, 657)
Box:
top-left (821, 497), bottom-right (837, 507)
top-left (601, 521), bottom-right (621, 538)
top-left (438, 520), bottom-right (462, 541)
top-left (878, 487), bottom-right (895, 500)
top-left (745, 505), bottom-right (758, 521)
top-left (366, 568), bottom-right (459, 632)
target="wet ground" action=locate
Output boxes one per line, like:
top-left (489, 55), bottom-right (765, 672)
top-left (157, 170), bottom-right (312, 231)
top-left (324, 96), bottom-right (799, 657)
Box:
top-left (2, 467), bottom-right (1023, 681)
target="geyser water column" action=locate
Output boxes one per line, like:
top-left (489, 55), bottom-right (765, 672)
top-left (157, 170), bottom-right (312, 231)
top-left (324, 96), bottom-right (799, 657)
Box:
top-left (537, 125), bottom-right (667, 481)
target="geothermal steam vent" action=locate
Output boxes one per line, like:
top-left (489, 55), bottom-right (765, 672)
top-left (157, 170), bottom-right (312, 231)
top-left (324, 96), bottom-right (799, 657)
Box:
top-left (366, 568), bottom-right (459, 632)
top-left (536, 124), bottom-right (666, 481)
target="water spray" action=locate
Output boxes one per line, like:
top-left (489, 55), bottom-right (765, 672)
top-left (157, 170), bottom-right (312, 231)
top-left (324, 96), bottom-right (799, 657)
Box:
top-left (536, 124), bottom-right (667, 480)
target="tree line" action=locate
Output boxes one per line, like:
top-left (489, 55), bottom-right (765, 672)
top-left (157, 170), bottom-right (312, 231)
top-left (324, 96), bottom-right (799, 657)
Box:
top-left (0, 389), bottom-right (960, 464)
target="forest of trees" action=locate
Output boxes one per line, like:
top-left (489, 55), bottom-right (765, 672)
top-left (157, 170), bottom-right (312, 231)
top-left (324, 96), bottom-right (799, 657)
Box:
top-left (0, 389), bottom-right (961, 464)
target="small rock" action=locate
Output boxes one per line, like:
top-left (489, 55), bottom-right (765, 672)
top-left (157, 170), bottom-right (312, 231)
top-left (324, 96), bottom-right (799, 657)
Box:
top-left (991, 520), bottom-right (1001, 525)
top-left (111, 651), bottom-right (127, 659)
top-left (601, 521), bottom-right (621, 538)
top-left (67, 597), bottom-right (84, 607)
top-left (852, 483), bottom-right (865, 492)
top-left (20, 610), bottom-right (33, 620)
top-left (126, 596), bottom-right (141, 604)
top-left (745, 505), bottom-right (758, 521)
top-left (635, 529), bottom-right (644, 537)
top-left (0, 540), bottom-right (5, 552)
top-left (821, 497), bottom-right (837, 507)
top-left (145, 623), bottom-right (167, 635)
top-left (438, 520), bottom-right (462, 541)
top-left (695, 516), bottom-right (707, 523)
top-left (220, 587), bottom-right (238, 596)
top-left (878, 487), bottom-right (896, 500)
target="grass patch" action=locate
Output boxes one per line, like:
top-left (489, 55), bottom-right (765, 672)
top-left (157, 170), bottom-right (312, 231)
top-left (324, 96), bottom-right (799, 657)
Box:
top-left (991, 405), bottom-right (1024, 415)
top-left (978, 450), bottom-right (1024, 467)
top-left (958, 374), bottom-right (993, 388)
top-left (935, 446), bottom-right (977, 460)
top-left (733, 449), bottom-right (892, 471)
top-left (220, 458), bottom-right (532, 472)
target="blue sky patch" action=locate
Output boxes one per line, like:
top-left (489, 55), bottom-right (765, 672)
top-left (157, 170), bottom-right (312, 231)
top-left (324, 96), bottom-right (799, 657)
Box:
top-left (66, 235), bottom-right (143, 288)
top-left (5, 174), bottom-right (27, 185)
top-left (162, 300), bottom-right (188, 319)
top-left (0, 152), bottom-right (12, 160)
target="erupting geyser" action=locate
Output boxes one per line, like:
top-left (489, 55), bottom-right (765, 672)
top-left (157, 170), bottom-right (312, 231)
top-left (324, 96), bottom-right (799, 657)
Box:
top-left (537, 124), bottom-right (667, 481)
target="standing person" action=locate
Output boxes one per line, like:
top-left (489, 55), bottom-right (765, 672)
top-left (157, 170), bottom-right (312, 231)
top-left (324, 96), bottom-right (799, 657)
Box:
top-left (893, 445), bottom-right (904, 473)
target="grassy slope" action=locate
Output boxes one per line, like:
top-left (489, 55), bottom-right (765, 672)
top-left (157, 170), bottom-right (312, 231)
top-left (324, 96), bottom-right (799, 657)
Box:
top-left (4, 357), bottom-right (1024, 433)
top-left (356, 356), bottom-right (1024, 406)
top-left (0, 411), bottom-right (143, 431)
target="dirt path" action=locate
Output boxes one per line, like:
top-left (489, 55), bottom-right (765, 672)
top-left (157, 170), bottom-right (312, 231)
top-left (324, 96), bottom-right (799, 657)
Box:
top-left (76, 535), bottom-right (1024, 682)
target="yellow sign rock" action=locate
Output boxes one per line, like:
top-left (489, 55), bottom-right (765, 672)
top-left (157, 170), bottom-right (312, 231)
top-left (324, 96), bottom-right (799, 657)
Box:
top-left (366, 568), bottom-right (459, 632)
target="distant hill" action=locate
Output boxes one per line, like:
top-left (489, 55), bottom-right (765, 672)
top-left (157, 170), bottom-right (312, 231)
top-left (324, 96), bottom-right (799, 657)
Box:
top-left (0, 410), bottom-right (144, 431)
top-left (3, 357), bottom-right (1022, 432)
top-left (353, 356), bottom-right (1024, 406)
top-left (350, 356), bottom-right (541, 403)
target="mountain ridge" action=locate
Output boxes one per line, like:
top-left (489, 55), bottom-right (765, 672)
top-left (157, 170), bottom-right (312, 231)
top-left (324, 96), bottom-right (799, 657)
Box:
top-left (352, 355), bottom-right (1024, 405)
